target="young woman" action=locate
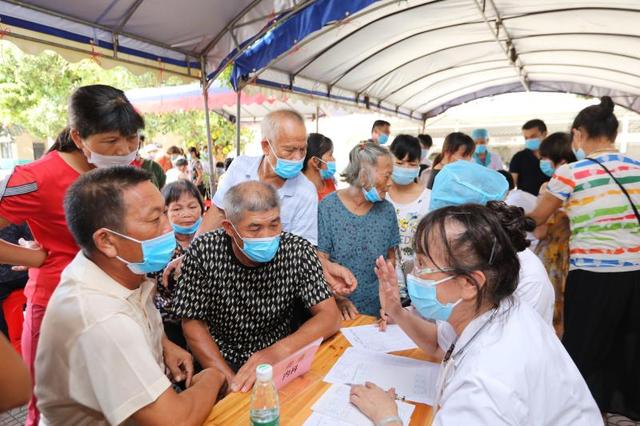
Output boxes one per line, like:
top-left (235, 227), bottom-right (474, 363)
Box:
top-left (529, 96), bottom-right (640, 419)
top-left (303, 133), bottom-right (337, 201)
top-left (0, 84), bottom-right (143, 425)
top-left (426, 132), bottom-right (475, 189)
top-left (153, 180), bottom-right (204, 350)
top-left (387, 135), bottom-right (431, 300)
top-left (318, 142), bottom-right (399, 319)
top-left (351, 204), bottom-right (600, 425)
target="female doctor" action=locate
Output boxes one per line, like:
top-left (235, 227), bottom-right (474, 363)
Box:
top-left (350, 203), bottom-right (601, 425)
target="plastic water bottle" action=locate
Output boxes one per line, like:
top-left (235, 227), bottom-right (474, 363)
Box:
top-left (250, 364), bottom-right (280, 426)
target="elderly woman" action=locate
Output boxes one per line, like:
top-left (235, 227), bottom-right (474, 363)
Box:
top-left (318, 142), bottom-right (400, 319)
top-left (152, 179), bottom-right (204, 349)
top-left (529, 96), bottom-right (640, 419)
top-left (350, 204), bottom-right (601, 425)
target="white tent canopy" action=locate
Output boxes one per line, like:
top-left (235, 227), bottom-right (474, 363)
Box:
top-left (3, 0), bottom-right (640, 120)
top-left (234, 0), bottom-right (640, 121)
top-left (0, 0), bottom-right (303, 79)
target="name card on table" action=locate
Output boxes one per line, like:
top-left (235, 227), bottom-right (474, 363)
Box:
top-left (272, 337), bottom-right (323, 389)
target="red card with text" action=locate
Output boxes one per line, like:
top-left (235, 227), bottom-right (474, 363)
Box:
top-left (272, 337), bottom-right (323, 389)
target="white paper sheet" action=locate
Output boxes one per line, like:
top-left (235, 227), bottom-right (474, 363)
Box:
top-left (305, 384), bottom-right (415, 426)
top-left (323, 347), bottom-right (440, 405)
top-left (341, 324), bottom-right (418, 353)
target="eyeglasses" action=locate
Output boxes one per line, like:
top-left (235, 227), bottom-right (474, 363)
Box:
top-left (412, 265), bottom-right (455, 276)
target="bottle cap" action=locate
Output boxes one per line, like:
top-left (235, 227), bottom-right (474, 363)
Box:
top-left (255, 364), bottom-right (273, 382)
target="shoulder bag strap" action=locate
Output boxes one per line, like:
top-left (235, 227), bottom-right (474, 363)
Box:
top-left (585, 157), bottom-right (640, 225)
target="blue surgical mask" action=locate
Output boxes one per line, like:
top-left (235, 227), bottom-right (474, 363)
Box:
top-left (539, 159), bottom-right (555, 177)
top-left (231, 224), bottom-right (280, 263)
top-left (266, 139), bottom-right (304, 179)
top-left (475, 144), bottom-right (487, 154)
top-left (407, 274), bottom-right (460, 321)
top-left (110, 229), bottom-right (177, 274)
top-left (171, 216), bottom-right (203, 235)
top-left (392, 165), bottom-right (419, 185)
top-left (378, 134), bottom-right (389, 145)
top-left (574, 148), bottom-right (586, 160)
top-left (319, 159), bottom-right (337, 180)
top-left (525, 138), bottom-right (541, 151)
top-left (362, 186), bottom-right (383, 203)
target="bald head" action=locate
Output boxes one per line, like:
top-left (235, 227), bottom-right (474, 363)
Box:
top-left (223, 180), bottom-right (281, 225)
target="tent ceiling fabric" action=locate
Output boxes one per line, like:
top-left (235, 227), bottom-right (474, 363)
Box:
top-left (232, 0), bottom-right (640, 120)
top-left (2, 0), bottom-right (640, 120)
top-left (0, 0), bottom-right (300, 78)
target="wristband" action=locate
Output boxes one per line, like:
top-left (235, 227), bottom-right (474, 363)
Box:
top-left (376, 415), bottom-right (402, 426)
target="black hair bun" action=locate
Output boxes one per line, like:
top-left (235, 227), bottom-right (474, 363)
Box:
top-left (599, 96), bottom-right (615, 117)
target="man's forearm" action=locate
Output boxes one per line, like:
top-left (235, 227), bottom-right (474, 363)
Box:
top-left (271, 299), bottom-right (340, 358)
top-left (182, 320), bottom-right (234, 378)
top-left (176, 369), bottom-right (223, 425)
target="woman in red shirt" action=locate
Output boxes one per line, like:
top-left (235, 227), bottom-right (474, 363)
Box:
top-left (302, 133), bottom-right (337, 201)
top-left (0, 84), bottom-right (144, 425)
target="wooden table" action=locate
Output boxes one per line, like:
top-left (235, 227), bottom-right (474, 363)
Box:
top-left (203, 315), bottom-right (437, 425)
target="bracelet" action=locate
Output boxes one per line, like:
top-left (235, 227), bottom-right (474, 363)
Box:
top-left (376, 415), bottom-right (403, 426)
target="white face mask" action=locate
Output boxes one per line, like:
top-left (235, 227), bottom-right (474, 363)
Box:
top-left (87, 148), bottom-right (138, 168)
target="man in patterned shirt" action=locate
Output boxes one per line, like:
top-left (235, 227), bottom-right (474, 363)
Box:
top-left (174, 181), bottom-right (341, 393)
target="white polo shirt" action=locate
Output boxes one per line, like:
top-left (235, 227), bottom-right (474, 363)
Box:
top-left (435, 301), bottom-right (600, 425)
top-left (35, 252), bottom-right (171, 426)
top-left (212, 155), bottom-right (319, 245)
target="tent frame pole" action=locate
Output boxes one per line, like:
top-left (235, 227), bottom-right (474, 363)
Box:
top-left (236, 89), bottom-right (242, 157)
top-left (200, 58), bottom-right (217, 196)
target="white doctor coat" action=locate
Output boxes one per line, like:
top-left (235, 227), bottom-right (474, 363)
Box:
top-left (434, 301), bottom-right (600, 425)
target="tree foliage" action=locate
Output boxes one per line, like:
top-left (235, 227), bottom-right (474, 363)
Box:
top-left (0, 41), bottom-right (249, 156)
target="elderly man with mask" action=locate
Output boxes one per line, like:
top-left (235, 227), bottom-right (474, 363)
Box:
top-left (35, 167), bottom-right (225, 426)
top-left (173, 180), bottom-right (341, 394)
top-left (470, 128), bottom-right (504, 170)
top-left (168, 109), bottom-right (356, 295)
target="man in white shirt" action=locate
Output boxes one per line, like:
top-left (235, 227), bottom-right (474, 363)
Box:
top-left (195, 109), bottom-right (356, 295)
top-left (35, 166), bottom-right (225, 426)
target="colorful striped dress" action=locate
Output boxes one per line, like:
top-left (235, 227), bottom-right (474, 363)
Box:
top-left (546, 152), bottom-right (640, 272)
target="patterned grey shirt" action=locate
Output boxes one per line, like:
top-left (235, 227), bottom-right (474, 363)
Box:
top-left (172, 229), bottom-right (332, 368)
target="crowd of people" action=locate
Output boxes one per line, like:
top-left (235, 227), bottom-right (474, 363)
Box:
top-left (0, 84), bottom-right (638, 426)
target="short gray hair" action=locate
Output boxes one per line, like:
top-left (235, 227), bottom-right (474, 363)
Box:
top-left (341, 142), bottom-right (393, 188)
top-left (261, 109), bottom-right (306, 142)
top-left (223, 180), bottom-right (281, 224)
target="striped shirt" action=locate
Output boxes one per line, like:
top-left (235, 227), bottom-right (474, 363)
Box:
top-left (546, 152), bottom-right (640, 272)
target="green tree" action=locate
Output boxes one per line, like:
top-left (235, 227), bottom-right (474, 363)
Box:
top-left (0, 41), bottom-right (249, 156)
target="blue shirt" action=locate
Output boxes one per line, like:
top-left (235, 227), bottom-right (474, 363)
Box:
top-left (212, 155), bottom-right (318, 245)
top-left (318, 192), bottom-right (400, 316)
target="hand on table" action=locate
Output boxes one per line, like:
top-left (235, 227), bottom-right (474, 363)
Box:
top-left (162, 255), bottom-right (184, 288)
top-left (336, 296), bottom-right (359, 321)
top-left (191, 368), bottom-right (228, 399)
top-left (162, 339), bottom-right (194, 387)
top-left (324, 261), bottom-right (357, 296)
top-left (375, 256), bottom-right (403, 332)
top-left (350, 382), bottom-right (400, 424)
top-left (231, 346), bottom-right (282, 393)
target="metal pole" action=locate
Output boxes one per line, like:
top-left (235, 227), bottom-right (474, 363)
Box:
top-left (236, 89), bottom-right (242, 157)
top-left (200, 58), bottom-right (217, 196)
top-left (315, 105), bottom-right (320, 133)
